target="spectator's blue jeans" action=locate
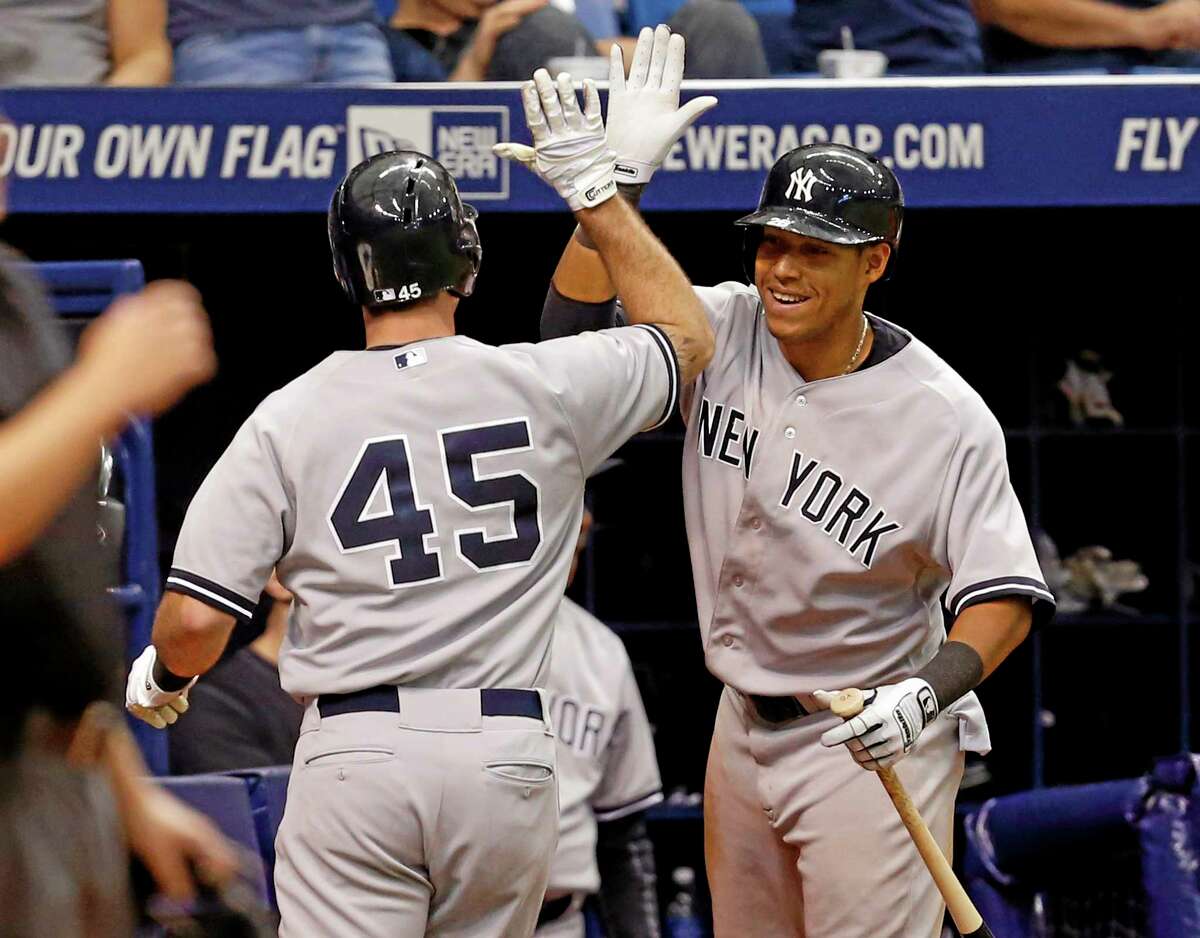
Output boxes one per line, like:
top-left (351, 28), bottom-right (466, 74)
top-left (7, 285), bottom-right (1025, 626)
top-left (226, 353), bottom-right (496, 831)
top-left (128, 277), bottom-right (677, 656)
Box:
top-left (173, 22), bottom-right (394, 85)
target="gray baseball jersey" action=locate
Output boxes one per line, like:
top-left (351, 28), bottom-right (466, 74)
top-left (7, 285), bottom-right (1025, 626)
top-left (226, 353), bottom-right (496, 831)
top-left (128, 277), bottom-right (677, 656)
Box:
top-left (167, 329), bottom-right (679, 697)
top-left (681, 282), bottom-right (1054, 699)
top-left (543, 598), bottom-right (663, 896)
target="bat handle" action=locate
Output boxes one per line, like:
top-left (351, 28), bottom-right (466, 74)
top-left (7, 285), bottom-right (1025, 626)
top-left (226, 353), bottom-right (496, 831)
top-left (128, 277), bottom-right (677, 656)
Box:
top-left (828, 688), bottom-right (988, 938)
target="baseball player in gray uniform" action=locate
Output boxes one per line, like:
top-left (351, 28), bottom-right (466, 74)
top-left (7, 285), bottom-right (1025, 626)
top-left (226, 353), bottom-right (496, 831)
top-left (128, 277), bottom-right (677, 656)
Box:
top-left (521, 25), bottom-right (1056, 938)
top-left (124, 83), bottom-right (715, 938)
top-left (538, 508), bottom-right (664, 938)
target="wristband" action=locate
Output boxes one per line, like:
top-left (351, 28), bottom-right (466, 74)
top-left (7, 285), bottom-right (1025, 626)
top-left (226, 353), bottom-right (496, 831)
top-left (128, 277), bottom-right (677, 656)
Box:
top-left (913, 641), bottom-right (983, 713)
top-left (152, 656), bottom-right (194, 692)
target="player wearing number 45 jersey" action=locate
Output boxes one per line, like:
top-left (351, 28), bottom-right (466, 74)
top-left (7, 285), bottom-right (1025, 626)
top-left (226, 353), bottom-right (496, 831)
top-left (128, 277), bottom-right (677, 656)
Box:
top-left (124, 143), bottom-right (713, 936)
top-left (528, 24), bottom-right (1056, 938)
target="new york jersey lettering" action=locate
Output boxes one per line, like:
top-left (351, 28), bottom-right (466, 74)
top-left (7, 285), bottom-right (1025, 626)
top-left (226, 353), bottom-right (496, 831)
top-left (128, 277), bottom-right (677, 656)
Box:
top-left (779, 450), bottom-right (902, 568)
top-left (698, 396), bottom-right (760, 480)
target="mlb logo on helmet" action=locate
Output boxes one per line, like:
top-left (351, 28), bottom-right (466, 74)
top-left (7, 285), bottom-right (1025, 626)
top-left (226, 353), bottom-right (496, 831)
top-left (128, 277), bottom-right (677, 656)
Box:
top-left (345, 106), bottom-right (510, 200)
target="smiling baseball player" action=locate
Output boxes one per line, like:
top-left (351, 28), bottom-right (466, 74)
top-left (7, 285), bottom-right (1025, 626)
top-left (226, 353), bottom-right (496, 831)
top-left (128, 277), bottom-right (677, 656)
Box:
top-left (124, 81), bottom-right (715, 937)
top-left (516, 25), bottom-right (1056, 938)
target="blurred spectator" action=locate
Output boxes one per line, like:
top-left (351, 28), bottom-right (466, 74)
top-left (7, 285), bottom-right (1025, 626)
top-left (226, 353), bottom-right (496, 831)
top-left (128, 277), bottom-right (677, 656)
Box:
top-left (653, 0), bottom-right (769, 77)
top-left (386, 0), bottom-right (597, 81)
top-left (385, 0), bottom-right (766, 80)
top-left (170, 0), bottom-right (393, 85)
top-left (0, 0), bottom-right (171, 86)
top-left (975, 0), bottom-right (1200, 71)
top-left (169, 574), bottom-right (304, 774)
top-left (0, 123), bottom-right (234, 931)
top-left (786, 0), bottom-right (983, 74)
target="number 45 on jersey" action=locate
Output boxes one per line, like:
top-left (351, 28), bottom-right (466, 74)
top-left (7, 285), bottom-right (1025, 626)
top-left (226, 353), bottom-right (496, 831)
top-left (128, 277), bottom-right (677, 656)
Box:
top-left (328, 419), bottom-right (542, 588)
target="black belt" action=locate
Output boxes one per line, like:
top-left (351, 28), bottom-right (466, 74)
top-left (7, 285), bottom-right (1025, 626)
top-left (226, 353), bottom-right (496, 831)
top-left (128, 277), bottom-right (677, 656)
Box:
top-left (537, 894), bottom-right (573, 927)
top-left (317, 686), bottom-right (543, 721)
top-left (748, 694), bottom-right (812, 725)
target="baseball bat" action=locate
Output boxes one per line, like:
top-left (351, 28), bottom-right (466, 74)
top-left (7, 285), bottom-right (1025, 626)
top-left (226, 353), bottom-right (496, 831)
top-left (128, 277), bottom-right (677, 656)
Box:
top-left (830, 688), bottom-right (994, 938)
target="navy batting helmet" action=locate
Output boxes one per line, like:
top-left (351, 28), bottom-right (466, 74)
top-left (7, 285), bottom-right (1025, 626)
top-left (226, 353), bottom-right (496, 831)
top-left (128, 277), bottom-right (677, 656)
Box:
top-left (736, 143), bottom-right (903, 280)
top-left (328, 150), bottom-right (482, 310)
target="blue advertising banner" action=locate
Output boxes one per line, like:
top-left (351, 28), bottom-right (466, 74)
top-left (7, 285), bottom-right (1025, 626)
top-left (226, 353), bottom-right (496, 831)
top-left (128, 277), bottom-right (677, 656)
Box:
top-left (0, 77), bottom-right (1197, 213)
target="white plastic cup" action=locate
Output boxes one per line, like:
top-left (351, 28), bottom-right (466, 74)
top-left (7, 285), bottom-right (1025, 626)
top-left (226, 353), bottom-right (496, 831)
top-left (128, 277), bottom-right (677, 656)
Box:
top-left (546, 55), bottom-right (610, 81)
top-left (816, 49), bottom-right (889, 79)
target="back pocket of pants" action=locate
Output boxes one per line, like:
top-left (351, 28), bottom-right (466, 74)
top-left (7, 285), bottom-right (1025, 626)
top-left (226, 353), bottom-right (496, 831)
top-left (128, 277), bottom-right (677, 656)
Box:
top-left (483, 760), bottom-right (554, 784)
top-left (304, 746), bottom-right (394, 768)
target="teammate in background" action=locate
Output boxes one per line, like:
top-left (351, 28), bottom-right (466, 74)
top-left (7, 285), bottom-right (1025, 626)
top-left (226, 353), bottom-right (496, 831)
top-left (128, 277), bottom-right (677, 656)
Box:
top-left (538, 507), bottom-right (663, 938)
top-left (125, 87), bottom-right (713, 937)
top-left (517, 26), bottom-right (1054, 938)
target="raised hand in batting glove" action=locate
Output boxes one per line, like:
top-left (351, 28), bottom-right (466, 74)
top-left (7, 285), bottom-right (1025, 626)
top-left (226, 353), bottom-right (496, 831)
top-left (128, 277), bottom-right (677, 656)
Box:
top-left (606, 25), bottom-right (718, 185)
top-left (493, 69), bottom-right (616, 211)
top-left (126, 645), bottom-right (196, 729)
top-left (815, 679), bottom-right (939, 771)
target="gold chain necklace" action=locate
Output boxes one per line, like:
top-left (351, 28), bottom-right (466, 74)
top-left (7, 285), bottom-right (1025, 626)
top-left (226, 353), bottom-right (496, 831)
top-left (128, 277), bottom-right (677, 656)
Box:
top-left (843, 315), bottom-right (869, 375)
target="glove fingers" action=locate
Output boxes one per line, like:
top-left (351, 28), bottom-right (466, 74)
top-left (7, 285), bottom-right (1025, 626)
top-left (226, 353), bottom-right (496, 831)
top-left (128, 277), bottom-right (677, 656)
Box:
top-left (158, 705), bottom-right (180, 726)
top-left (608, 41), bottom-right (626, 92)
top-left (647, 23), bottom-right (671, 89)
top-left (655, 95), bottom-right (718, 163)
top-left (555, 72), bottom-right (583, 130)
top-left (854, 725), bottom-right (890, 749)
top-left (521, 81), bottom-right (549, 145)
top-left (628, 26), bottom-right (653, 90)
top-left (581, 79), bottom-right (602, 129)
top-left (492, 142), bottom-right (537, 167)
top-left (168, 694), bottom-right (190, 715)
top-left (533, 69), bottom-right (566, 134)
top-left (675, 94), bottom-right (718, 128)
top-left (662, 32), bottom-right (685, 98)
top-left (820, 708), bottom-right (885, 747)
top-left (820, 715), bottom-right (867, 747)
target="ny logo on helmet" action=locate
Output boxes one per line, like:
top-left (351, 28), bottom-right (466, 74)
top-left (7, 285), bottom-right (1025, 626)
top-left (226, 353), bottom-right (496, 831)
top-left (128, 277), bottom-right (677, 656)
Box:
top-left (785, 167), bottom-right (819, 203)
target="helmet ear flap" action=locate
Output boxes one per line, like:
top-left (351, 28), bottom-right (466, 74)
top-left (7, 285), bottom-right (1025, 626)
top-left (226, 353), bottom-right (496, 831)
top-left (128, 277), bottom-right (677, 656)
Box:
top-left (741, 227), bottom-right (763, 285)
top-left (448, 204), bottom-right (482, 299)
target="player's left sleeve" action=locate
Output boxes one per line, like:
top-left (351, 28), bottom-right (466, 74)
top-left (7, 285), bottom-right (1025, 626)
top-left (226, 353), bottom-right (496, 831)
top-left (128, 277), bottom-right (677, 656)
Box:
top-left (592, 661), bottom-right (664, 822)
top-left (166, 400), bottom-right (292, 621)
top-left (938, 414), bottom-right (1056, 627)
top-left (528, 326), bottom-right (680, 478)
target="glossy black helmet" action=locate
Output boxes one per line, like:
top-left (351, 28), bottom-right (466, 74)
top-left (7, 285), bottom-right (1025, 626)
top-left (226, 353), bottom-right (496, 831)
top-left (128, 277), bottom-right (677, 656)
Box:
top-left (736, 143), bottom-right (903, 279)
top-left (328, 150), bottom-right (482, 310)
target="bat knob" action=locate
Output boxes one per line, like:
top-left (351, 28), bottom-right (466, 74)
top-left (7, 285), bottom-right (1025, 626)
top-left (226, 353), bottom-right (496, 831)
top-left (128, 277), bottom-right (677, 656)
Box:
top-left (830, 688), bottom-right (865, 719)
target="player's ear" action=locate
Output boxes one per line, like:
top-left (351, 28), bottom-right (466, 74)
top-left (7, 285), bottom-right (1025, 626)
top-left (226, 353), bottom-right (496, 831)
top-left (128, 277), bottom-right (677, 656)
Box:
top-left (863, 243), bottom-right (891, 284)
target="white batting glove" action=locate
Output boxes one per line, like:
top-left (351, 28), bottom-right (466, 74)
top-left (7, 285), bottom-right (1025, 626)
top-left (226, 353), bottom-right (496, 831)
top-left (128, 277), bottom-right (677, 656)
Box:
top-left (606, 25), bottom-right (718, 185)
top-left (493, 69), bottom-right (616, 211)
top-left (125, 645), bottom-right (196, 729)
top-left (815, 679), bottom-right (939, 771)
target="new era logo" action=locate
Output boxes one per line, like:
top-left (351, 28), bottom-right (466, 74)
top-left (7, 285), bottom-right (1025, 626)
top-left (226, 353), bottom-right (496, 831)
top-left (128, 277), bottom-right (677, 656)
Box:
top-left (345, 106), bottom-right (510, 200)
top-left (785, 167), bottom-right (820, 203)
